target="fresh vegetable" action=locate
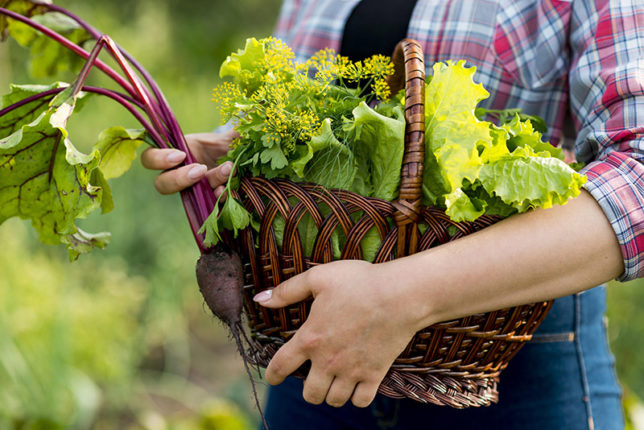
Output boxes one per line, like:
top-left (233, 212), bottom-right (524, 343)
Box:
top-left (421, 60), bottom-right (586, 221)
top-left (208, 41), bottom-right (586, 251)
top-left (0, 2), bottom-right (266, 423)
top-left (0, 2), bottom-right (587, 423)
top-left (195, 243), bottom-right (267, 428)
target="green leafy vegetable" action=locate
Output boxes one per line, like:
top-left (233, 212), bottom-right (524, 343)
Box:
top-left (8, 12), bottom-right (91, 77)
top-left (210, 37), bottom-right (399, 253)
top-left (345, 102), bottom-right (405, 200)
top-left (422, 60), bottom-right (586, 221)
top-left (0, 85), bottom-right (149, 258)
top-left (479, 146), bottom-right (587, 212)
top-left (95, 127), bottom-right (146, 180)
top-left (0, 87), bottom-right (104, 255)
top-left (0, 0), bottom-right (51, 40)
top-left (1, 83), bottom-right (64, 134)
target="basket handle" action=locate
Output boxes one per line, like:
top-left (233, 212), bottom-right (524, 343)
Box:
top-left (388, 39), bottom-right (425, 255)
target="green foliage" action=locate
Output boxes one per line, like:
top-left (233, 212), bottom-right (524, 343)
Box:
top-left (0, 86), bottom-right (103, 253)
top-left (8, 12), bottom-right (91, 77)
top-left (95, 127), bottom-right (145, 180)
top-left (0, 85), bottom-right (146, 258)
top-left (0, 220), bottom-right (147, 428)
top-left (422, 60), bottom-right (585, 221)
top-left (0, 0), bottom-right (52, 40)
top-left (1, 0), bottom-right (280, 427)
top-left (203, 37), bottom-right (401, 248)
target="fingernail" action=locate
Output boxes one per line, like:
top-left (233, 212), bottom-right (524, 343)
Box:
top-left (221, 162), bottom-right (232, 177)
top-left (166, 150), bottom-right (185, 163)
top-left (187, 164), bottom-right (207, 180)
top-left (253, 289), bottom-right (272, 303)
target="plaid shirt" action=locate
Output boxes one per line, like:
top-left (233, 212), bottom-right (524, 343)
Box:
top-left (275, 0), bottom-right (644, 281)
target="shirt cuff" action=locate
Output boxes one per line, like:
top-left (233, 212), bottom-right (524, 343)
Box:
top-left (581, 151), bottom-right (644, 282)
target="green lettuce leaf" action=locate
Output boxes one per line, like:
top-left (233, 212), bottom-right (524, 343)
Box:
top-left (342, 102), bottom-right (405, 261)
top-left (444, 188), bottom-right (485, 222)
top-left (480, 125), bottom-right (511, 164)
top-left (502, 114), bottom-right (563, 159)
top-left (301, 118), bottom-right (356, 190)
top-left (219, 37), bottom-right (266, 94)
top-left (423, 60), bottom-right (492, 211)
top-left (479, 146), bottom-right (587, 212)
top-left (347, 102), bottom-right (405, 201)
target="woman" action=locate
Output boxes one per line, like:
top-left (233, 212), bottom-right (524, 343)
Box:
top-left (142, 0), bottom-right (642, 428)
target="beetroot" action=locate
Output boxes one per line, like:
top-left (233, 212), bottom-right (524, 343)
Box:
top-left (196, 244), bottom-right (268, 429)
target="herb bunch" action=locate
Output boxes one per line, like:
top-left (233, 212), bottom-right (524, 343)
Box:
top-left (213, 37), bottom-right (394, 178)
top-left (201, 37), bottom-right (401, 246)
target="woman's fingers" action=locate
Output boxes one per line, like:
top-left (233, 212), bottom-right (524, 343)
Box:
top-left (325, 378), bottom-right (357, 408)
top-left (265, 338), bottom-right (309, 386)
top-left (142, 147), bottom-right (208, 194)
top-left (143, 149), bottom-right (235, 195)
top-left (205, 161), bottom-right (233, 189)
top-left (186, 130), bottom-right (238, 167)
top-left (141, 147), bottom-right (186, 170)
top-left (302, 367), bottom-right (334, 405)
top-left (351, 381), bottom-right (380, 408)
top-left (153, 163), bottom-right (207, 195)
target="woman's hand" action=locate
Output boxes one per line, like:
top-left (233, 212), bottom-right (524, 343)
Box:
top-left (253, 260), bottom-right (423, 408)
top-left (140, 130), bottom-right (238, 197)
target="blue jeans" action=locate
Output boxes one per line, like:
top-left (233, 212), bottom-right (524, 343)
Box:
top-left (262, 286), bottom-right (624, 429)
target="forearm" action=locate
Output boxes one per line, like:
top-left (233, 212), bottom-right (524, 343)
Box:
top-left (385, 190), bottom-right (625, 330)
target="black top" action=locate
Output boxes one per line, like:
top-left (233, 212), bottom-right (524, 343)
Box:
top-left (339, 0), bottom-right (419, 61)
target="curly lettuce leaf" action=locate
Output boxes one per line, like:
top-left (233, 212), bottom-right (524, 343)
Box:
top-left (423, 61), bottom-right (492, 211)
top-left (219, 37), bottom-right (266, 94)
top-left (502, 114), bottom-right (563, 159)
top-left (444, 188), bottom-right (485, 222)
top-left (421, 61), bottom-right (584, 222)
top-left (479, 146), bottom-right (587, 212)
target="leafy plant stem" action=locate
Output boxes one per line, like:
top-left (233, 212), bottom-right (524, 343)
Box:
top-left (0, 7), bottom-right (137, 98)
top-left (41, 2), bottom-right (180, 136)
top-left (0, 86), bottom-right (163, 145)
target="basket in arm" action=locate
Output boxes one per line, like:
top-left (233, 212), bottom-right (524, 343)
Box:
top-left (227, 39), bottom-right (553, 408)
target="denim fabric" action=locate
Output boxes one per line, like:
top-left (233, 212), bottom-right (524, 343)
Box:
top-left (262, 286), bottom-right (624, 430)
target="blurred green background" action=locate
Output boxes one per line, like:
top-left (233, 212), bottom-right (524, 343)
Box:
top-left (0, 0), bottom-right (643, 428)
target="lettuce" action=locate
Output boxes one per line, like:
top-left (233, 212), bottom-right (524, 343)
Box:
top-left (422, 61), bottom-right (585, 222)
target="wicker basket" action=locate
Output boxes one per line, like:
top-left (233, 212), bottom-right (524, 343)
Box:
top-left (227, 39), bottom-right (553, 408)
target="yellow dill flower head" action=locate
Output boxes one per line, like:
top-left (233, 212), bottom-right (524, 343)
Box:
top-left (373, 78), bottom-right (392, 101)
top-left (212, 82), bottom-right (243, 119)
top-left (363, 54), bottom-right (394, 79)
top-left (260, 37), bottom-right (297, 84)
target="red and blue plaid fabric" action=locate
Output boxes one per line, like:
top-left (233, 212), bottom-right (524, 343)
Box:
top-left (274, 0), bottom-right (644, 281)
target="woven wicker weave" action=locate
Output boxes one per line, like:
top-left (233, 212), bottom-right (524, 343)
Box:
top-left (228, 39), bottom-right (553, 408)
